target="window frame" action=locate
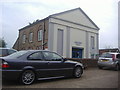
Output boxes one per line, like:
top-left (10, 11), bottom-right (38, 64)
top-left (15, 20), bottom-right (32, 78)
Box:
top-left (38, 30), bottom-right (43, 41)
top-left (29, 32), bottom-right (33, 43)
top-left (22, 34), bottom-right (26, 44)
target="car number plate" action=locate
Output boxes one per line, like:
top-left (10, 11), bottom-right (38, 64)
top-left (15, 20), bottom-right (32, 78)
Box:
top-left (101, 60), bottom-right (108, 62)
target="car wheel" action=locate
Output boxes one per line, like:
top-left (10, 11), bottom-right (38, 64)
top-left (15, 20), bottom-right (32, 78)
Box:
top-left (73, 67), bottom-right (82, 78)
top-left (20, 70), bottom-right (35, 85)
top-left (115, 64), bottom-right (119, 71)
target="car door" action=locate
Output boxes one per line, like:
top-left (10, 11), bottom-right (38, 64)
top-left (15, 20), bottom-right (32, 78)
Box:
top-left (42, 51), bottom-right (73, 77)
top-left (27, 51), bottom-right (50, 78)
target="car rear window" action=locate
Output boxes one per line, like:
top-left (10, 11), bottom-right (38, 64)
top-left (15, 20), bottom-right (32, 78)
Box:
top-left (5, 51), bottom-right (28, 59)
top-left (116, 54), bottom-right (120, 59)
top-left (8, 49), bottom-right (16, 55)
top-left (100, 53), bottom-right (113, 58)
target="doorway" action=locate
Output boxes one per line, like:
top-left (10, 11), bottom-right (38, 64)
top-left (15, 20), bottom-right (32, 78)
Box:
top-left (72, 47), bottom-right (83, 58)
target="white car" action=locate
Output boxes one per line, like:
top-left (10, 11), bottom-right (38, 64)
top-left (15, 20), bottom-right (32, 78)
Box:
top-left (98, 52), bottom-right (120, 70)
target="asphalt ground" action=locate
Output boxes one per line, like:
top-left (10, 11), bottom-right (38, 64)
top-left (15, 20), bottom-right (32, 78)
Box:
top-left (2, 68), bottom-right (119, 89)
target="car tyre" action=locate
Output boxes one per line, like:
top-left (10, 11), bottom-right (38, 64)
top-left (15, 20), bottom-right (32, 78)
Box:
top-left (20, 70), bottom-right (35, 85)
top-left (73, 67), bottom-right (82, 78)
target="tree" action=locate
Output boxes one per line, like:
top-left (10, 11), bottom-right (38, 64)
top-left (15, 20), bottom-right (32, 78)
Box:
top-left (0, 38), bottom-right (7, 48)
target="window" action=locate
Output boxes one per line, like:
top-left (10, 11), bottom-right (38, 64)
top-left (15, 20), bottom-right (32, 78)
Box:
top-left (6, 51), bottom-right (28, 59)
top-left (43, 52), bottom-right (62, 61)
top-left (22, 34), bottom-right (26, 43)
top-left (116, 54), bottom-right (120, 59)
top-left (91, 36), bottom-right (95, 49)
top-left (100, 53), bottom-right (112, 58)
top-left (38, 30), bottom-right (43, 41)
top-left (8, 49), bottom-right (16, 55)
top-left (29, 32), bottom-right (33, 42)
top-left (28, 52), bottom-right (43, 60)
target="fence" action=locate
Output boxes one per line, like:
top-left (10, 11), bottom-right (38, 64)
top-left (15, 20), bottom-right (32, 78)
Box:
top-left (65, 58), bottom-right (98, 68)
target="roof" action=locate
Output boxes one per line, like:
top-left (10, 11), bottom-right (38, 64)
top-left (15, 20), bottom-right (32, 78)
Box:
top-left (19, 17), bottom-right (49, 31)
top-left (50, 8), bottom-right (99, 30)
top-left (19, 7), bottom-right (99, 31)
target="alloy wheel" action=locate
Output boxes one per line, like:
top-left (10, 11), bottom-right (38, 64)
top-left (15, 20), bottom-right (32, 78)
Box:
top-left (74, 67), bottom-right (82, 78)
top-left (21, 70), bottom-right (35, 85)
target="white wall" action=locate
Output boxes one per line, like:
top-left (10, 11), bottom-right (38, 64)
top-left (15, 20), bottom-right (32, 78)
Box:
top-left (88, 32), bottom-right (99, 58)
top-left (48, 22), bottom-right (67, 57)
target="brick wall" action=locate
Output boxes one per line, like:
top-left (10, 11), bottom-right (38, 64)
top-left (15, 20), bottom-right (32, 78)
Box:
top-left (13, 19), bottom-right (49, 51)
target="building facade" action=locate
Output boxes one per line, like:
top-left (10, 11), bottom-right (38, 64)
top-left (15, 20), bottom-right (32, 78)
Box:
top-left (13, 8), bottom-right (99, 58)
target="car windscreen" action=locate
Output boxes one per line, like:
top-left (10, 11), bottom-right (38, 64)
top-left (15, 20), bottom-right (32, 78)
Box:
top-left (5, 51), bottom-right (28, 59)
top-left (100, 53), bottom-right (112, 58)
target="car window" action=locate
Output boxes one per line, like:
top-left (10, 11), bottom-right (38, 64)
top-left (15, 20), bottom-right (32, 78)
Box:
top-left (28, 52), bottom-right (43, 60)
top-left (8, 49), bottom-right (16, 55)
top-left (0, 49), bottom-right (7, 57)
top-left (43, 52), bottom-right (62, 61)
top-left (5, 51), bottom-right (28, 59)
top-left (100, 53), bottom-right (112, 58)
top-left (116, 54), bottom-right (120, 59)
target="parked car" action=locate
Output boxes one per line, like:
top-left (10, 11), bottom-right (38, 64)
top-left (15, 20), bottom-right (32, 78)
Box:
top-left (1, 50), bottom-right (84, 85)
top-left (0, 48), bottom-right (17, 57)
top-left (98, 52), bottom-right (120, 70)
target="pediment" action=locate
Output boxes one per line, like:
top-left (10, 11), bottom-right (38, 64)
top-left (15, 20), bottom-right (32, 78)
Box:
top-left (50, 8), bottom-right (99, 30)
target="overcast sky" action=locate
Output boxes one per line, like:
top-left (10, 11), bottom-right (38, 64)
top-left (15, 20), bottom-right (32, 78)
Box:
top-left (0, 0), bottom-right (119, 49)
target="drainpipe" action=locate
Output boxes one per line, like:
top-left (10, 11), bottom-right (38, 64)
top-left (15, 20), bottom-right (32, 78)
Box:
top-left (42, 19), bottom-right (46, 50)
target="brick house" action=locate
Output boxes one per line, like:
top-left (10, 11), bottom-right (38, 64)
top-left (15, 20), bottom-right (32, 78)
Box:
top-left (13, 19), bottom-right (49, 50)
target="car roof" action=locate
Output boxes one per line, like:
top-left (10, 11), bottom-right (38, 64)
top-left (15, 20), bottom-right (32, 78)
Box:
top-left (19, 50), bottom-right (50, 52)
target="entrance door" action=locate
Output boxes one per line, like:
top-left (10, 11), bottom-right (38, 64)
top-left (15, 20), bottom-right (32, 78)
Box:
top-left (72, 48), bottom-right (83, 58)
